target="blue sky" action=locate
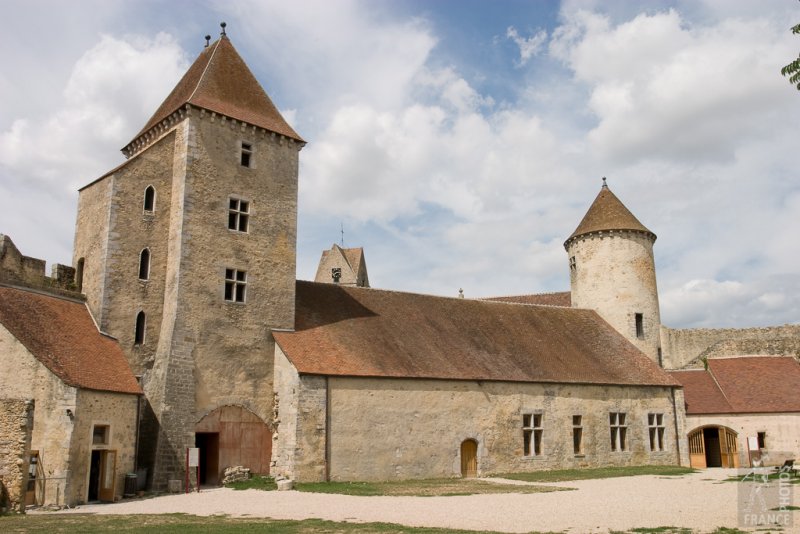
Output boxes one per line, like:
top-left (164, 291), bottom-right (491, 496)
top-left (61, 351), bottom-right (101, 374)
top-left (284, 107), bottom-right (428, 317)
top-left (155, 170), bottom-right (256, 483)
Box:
top-left (1, 0), bottom-right (799, 328)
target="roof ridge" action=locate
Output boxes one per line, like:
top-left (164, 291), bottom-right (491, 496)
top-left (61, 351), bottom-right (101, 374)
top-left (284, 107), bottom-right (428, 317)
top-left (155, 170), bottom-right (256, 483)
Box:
top-left (187, 38), bottom-right (221, 103)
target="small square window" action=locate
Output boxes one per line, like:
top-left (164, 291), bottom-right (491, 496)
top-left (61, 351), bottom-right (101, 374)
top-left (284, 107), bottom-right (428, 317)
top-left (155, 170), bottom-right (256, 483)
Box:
top-left (225, 269), bottom-right (247, 303)
top-left (92, 425), bottom-right (109, 445)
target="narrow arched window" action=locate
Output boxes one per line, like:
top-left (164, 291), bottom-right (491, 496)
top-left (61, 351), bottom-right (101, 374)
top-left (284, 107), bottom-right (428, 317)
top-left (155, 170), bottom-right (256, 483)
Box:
top-left (143, 186), bottom-right (156, 213)
top-left (134, 311), bottom-right (146, 345)
top-left (138, 248), bottom-right (150, 280)
top-left (75, 257), bottom-right (85, 292)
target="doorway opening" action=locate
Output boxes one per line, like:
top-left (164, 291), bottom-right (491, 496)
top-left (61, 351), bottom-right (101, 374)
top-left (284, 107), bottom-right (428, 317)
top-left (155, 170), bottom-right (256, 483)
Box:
top-left (688, 426), bottom-right (739, 468)
top-left (88, 449), bottom-right (117, 502)
top-left (196, 433), bottom-right (220, 485)
top-left (460, 439), bottom-right (478, 478)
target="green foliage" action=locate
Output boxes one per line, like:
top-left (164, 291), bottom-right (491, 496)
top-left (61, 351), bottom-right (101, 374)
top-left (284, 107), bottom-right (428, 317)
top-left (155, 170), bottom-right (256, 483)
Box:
top-left (782, 22), bottom-right (800, 90)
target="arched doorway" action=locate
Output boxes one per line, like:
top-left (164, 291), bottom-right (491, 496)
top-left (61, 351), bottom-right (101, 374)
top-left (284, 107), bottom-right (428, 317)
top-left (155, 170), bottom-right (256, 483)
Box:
top-left (688, 426), bottom-right (739, 468)
top-left (195, 405), bottom-right (272, 485)
top-left (460, 439), bottom-right (478, 478)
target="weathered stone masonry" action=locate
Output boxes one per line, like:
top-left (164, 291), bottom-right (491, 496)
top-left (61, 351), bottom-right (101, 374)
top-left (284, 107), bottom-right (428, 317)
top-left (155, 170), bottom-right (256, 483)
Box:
top-left (0, 398), bottom-right (33, 513)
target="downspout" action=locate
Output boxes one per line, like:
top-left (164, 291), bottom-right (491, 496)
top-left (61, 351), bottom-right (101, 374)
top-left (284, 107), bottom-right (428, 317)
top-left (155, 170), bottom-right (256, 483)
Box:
top-left (670, 387), bottom-right (682, 466)
top-left (325, 376), bottom-right (331, 482)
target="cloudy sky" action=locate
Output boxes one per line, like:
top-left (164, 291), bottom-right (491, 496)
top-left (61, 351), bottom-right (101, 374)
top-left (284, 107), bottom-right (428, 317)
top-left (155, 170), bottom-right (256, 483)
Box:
top-left (1, 0), bottom-right (798, 328)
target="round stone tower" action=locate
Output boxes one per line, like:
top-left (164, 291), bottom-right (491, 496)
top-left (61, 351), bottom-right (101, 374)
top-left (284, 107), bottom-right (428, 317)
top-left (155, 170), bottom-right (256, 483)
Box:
top-left (564, 179), bottom-right (663, 365)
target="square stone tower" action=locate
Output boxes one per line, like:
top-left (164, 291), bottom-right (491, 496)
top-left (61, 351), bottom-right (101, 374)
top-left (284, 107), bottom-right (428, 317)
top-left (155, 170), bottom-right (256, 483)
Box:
top-left (73, 31), bottom-right (303, 489)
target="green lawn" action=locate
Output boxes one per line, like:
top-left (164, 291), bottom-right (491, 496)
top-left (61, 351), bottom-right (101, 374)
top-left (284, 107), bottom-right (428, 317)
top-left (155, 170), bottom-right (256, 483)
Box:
top-left (493, 465), bottom-right (696, 483)
top-left (0, 514), bottom-right (748, 534)
top-left (295, 478), bottom-right (565, 496)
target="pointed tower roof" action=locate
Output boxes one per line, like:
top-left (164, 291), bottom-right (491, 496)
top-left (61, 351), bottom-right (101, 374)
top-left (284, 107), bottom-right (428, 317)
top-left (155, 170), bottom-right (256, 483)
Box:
top-left (565, 179), bottom-right (655, 247)
top-left (123, 34), bottom-right (302, 156)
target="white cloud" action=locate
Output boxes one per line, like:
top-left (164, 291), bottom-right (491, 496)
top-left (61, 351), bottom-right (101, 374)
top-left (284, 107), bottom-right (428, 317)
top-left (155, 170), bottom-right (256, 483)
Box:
top-left (506, 26), bottom-right (548, 66)
top-left (0, 32), bottom-right (187, 264)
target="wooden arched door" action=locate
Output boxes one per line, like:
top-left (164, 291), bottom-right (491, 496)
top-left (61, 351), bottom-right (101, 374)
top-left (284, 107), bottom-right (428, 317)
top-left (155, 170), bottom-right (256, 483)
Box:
top-left (460, 439), bottom-right (478, 478)
top-left (688, 426), bottom-right (739, 468)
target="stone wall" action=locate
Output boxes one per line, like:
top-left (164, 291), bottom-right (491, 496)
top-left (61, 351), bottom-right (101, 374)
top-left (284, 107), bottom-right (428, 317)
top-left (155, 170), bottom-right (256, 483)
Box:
top-left (661, 324), bottom-right (800, 369)
top-left (568, 231), bottom-right (662, 362)
top-left (0, 398), bottom-right (34, 513)
top-left (685, 413), bottom-right (800, 467)
top-left (0, 323), bottom-right (78, 506)
top-left (0, 235), bottom-right (79, 298)
top-left (75, 108), bottom-right (302, 489)
top-left (275, 370), bottom-right (688, 482)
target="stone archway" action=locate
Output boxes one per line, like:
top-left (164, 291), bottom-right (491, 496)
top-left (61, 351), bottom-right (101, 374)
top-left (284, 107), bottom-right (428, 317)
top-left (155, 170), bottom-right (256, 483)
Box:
top-left (195, 405), bottom-right (272, 485)
top-left (688, 425), bottom-right (739, 468)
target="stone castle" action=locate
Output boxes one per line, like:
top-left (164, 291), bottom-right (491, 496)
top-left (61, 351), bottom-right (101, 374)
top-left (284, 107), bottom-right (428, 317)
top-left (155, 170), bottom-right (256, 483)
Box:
top-left (2, 29), bottom-right (798, 502)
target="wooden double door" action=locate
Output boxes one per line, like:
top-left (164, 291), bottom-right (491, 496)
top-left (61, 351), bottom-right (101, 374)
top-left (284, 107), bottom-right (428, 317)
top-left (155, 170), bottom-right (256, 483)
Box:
top-left (688, 426), bottom-right (739, 468)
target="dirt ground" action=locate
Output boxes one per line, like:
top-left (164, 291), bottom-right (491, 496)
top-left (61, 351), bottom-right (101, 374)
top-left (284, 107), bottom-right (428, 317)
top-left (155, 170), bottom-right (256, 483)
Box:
top-left (49, 469), bottom-right (799, 533)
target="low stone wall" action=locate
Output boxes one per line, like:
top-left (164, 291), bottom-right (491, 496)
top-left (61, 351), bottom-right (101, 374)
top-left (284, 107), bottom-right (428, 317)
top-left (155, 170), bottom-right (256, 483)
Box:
top-left (0, 398), bottom-right (34, 513)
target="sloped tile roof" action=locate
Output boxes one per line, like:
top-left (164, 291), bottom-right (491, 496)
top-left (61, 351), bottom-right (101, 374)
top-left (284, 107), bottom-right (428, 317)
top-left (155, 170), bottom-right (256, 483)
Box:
top-left (566, 184), bottom-right (654, 245)
top-left (341, 247), bottom-right (364, 276)
top-left (126, 36), bottom-right (302, 152)
top-left (0, 286), bottom-right (141, 395)
top-left (274, 281), bottom-right (679, 387)
top-left (485, 292), bottom-right (572, 307)
top-left (669, 369), bottom-right (733, 414)
top-left (670, 357), bottom-right (800, 414)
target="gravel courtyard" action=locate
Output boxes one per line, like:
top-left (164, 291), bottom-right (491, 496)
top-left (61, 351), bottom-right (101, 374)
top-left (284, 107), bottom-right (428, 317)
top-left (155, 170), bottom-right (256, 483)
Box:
top-left (54, 469), bottom-right (798, 533)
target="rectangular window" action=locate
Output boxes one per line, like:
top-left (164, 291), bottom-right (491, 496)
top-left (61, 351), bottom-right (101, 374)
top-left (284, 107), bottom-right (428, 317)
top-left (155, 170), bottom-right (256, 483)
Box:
top-left (573, 415), bottom-right (583, 455)
top-left (224, 269), bottom-right (247, 303)
top-left (523, 413), bottom-right (543, 456)
top-left (240, 141), bottom-right (253, 167)
top-left (648, 413), bottom-right (665, 451)
top-left (569, 256), bottom-right (576, 273)
top-left (610, 412), bottom-right (627, 451)
top-left (757, 431), bottom-right (766, 449)
top-left (228, 198), bottom-right (250, 232)
top-left (92, 425), bottom-right (109, 445)
top-left (635, 313), bottom-right (644, 338)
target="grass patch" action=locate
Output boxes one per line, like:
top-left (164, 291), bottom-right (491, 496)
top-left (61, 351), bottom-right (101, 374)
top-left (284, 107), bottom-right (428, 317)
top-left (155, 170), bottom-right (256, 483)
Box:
top-left (771, 505), bottom-right (800, 511)
top-left (0, 514), bottom-right (551, 533)
top-left (295, 477), bottom-right (565, 496)
top-left (723, 472), bottom-right (800, 484)
top-left (224, 475), bottom-right (277, 491)
top-left (493, 465), bottom-right (696, 483)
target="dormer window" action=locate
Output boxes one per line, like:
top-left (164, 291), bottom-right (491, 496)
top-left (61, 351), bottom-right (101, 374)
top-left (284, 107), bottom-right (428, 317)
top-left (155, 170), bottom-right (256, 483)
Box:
top-left (240, 141), bottom-right (253, 167)
top-left (143, 186), bottom-right (156, 213)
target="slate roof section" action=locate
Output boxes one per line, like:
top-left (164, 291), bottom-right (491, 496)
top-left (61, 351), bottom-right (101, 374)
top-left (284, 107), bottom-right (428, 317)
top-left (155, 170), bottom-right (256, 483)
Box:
top-left (670, 357), bottom-right (800, 414)
top-left (485, 292), bottom-right (572, 307)
top-left (126, 36), bottom-right (302, 152)
top-left (274, 281), bottom-right (679, 387)
top-left (0, 286), bottom-right (141, 395)
top-left (566, 183), bottom-right (655, 245)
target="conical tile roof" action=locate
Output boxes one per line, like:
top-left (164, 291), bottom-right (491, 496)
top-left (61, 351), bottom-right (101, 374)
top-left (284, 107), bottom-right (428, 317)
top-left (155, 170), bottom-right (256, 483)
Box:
top-left (565, 181), bottom-right (655, 246)
top-left (124, 36), bottom-right (302, 153)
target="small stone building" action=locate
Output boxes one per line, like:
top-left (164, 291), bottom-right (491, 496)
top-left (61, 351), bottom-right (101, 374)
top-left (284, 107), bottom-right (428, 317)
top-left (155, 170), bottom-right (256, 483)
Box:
top-left (0, 283), bottom-right (141, 507)
top-left (272, 281), bottom-right (689, 482)
top-left (671, 356), bottom-right (800, 469)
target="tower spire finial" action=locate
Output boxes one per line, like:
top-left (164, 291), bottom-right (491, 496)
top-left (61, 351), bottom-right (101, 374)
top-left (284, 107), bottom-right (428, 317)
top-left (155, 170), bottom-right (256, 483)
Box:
top-left (220, 21), bottom-right (227, 38)
top-left (601, 176), bottom-right (608, 189)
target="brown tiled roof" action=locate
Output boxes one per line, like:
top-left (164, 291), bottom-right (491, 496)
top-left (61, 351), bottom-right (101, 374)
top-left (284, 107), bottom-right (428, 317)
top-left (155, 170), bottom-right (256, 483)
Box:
top-left (670, 357), bottom-right (800, 414)
top-left (0, 286), bottom-right (141, 395)
top-left (669, 370), bottom-right (733, 414)
top-left (341, 247), bottom-right (364, 275)
top-left (485, 292), bottom-right (571, 307)
top-left (566, 184), bottom-right (654, 245)
top-left (126, 36), bottom-right (302, 151)
top-left (274, 281), bottom-right (679, 387)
